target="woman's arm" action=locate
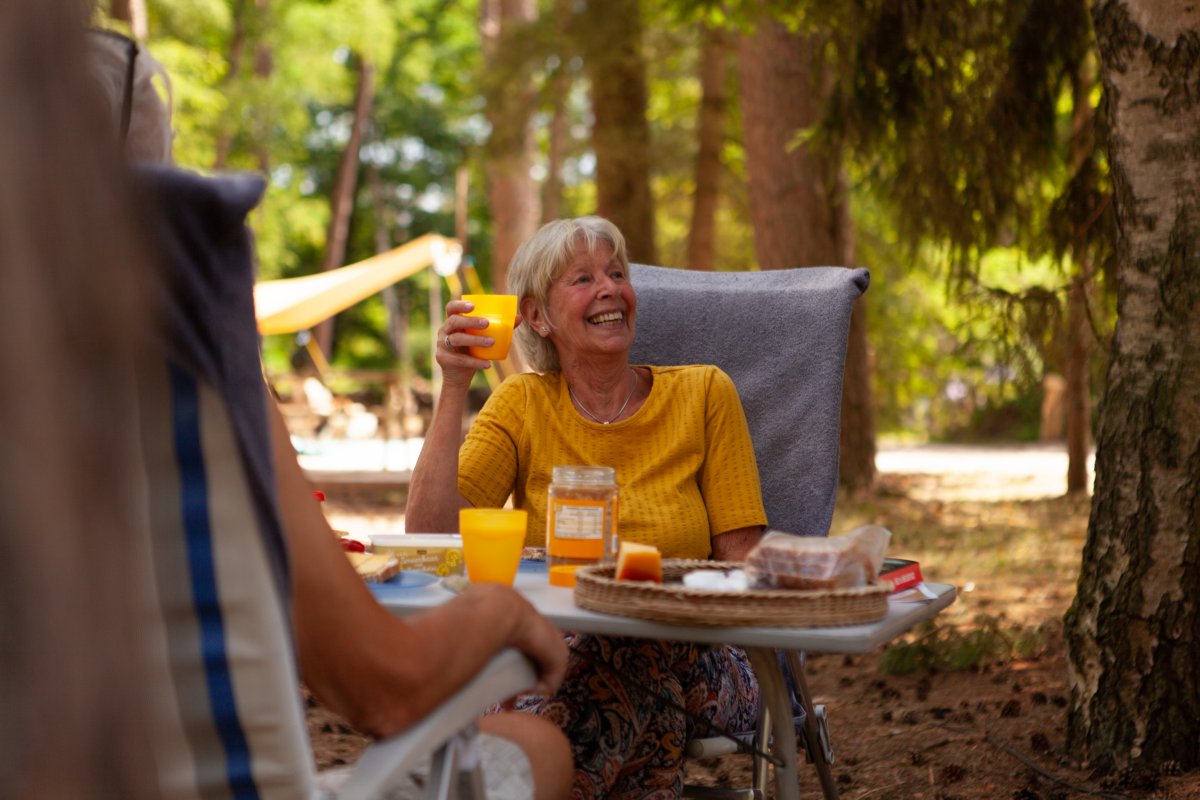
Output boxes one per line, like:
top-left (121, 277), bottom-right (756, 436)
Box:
top-left (712, 525), bottom-right (764, 561)
top-left (404, 299), bottom-right (493, 532)
top-left (701, 368), bottom-right (769, 552)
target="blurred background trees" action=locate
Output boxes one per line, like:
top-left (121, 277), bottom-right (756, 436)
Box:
top-left (100, 0), bottom-right (1200, 771)
top-left (101, 0), bottom-right (1116, 489)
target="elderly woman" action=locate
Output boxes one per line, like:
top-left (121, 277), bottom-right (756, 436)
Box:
top-left (407, 216), bottom-right (767, 798)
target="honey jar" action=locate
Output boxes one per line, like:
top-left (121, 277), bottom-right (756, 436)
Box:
top-left (546, 465), bottom-right (619, 587)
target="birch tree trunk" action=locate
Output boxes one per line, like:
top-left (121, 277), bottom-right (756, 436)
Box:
top-left (1064, 0), bottom-right (1200, 772)
top-left (738, 17), bottom-right (876, 493)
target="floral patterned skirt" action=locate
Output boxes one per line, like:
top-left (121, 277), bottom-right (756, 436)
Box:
top-left (509, 633), bottom-right (760, 800)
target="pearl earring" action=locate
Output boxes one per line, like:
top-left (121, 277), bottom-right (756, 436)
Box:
top-left (541, 327), bottom-right (549, 335)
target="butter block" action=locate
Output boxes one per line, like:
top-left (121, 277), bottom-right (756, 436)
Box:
top-left (373, 534), bottom-right (465, 577)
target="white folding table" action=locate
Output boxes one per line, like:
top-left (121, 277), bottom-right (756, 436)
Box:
top-left (372, 566), bottom-right (956, 800)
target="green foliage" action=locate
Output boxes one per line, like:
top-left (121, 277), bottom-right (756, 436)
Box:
top-left (822, 0), bottom-right (1095, 268)
top-left (136, 0), bottom-right (1116, 422)
top-left (146, 38), bottom-right (228, 168)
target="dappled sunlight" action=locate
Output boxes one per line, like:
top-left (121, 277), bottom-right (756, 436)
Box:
top-left (836, 451), bottom-right (1092, 633)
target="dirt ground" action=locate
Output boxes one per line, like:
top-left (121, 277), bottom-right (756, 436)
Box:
top-left (309, 458), bottom-right (1200, 800)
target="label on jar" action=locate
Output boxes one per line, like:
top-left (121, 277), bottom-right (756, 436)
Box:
top-left (549, 499), bottom-right (605, 540)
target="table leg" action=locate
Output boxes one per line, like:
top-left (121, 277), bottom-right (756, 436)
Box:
top-left (745, 647), bottom-right (799, 800)
top-left (783, 651), bottom-right (839, 800)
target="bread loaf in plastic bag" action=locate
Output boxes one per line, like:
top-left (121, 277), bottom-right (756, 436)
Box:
top-left (745, 525), bottom-right (892, 590)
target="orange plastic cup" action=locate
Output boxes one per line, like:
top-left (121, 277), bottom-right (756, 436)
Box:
top-left (461, 294), bottom-right (518, 361)
top-left (459, 508), bottom-right (528, 585)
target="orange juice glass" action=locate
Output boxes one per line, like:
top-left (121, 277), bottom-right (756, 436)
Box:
top-left (459, 508), bottom-right (527, 585)
top-left (461, 294), bottom-right (518, 360)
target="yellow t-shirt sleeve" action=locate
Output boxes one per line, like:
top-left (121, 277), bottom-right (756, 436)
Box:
top-left (700, 367), bottom-right (768, 537)
top-left (458, 378), bottom-right (524, 509)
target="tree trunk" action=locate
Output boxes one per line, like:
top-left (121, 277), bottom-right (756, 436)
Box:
top-left (214, 0), bottom-right (271, 172)
top-left (252, 0), bottom-right (273, 175)
top-left (579, 0), bottom-right (657, 264)
top-left (368, 161), bottom-right (411, 440)
top-left (108, 0), bottom-right (147, 40)
top-left (314, 56), bottom-right (375, 359)
top-left (1064, 0), bottom-right (1200, 773)
top-left (738, 17), bottom-right (876, 492)
top-left (213, 0), bottom-right (249, 171)
top-left (686, 24), bottom-right (729, 271)
top-left (541, 0), bottom-right (572, 225)
top-left (482, 0), bottom-right (540, 294)
top-left (738, 20), bottom-right (835, 269)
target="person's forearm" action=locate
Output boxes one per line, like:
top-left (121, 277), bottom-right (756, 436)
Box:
top-left (712, 525), bottom-right (764, 561)
top-left (269, 401), bottom-right (561, 737)
top-left (405, 383), bottom-right (472, 532)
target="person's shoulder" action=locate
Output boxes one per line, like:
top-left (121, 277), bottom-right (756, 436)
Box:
top-left (502, 370), bottom-right (558, 390)
top-left (646, 364), bottom-right (731, 387)
top-left (490, 371), bottom-right (559, 404)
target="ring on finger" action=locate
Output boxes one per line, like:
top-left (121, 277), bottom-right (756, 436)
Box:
top-left (444, 334), bottom-right (453, 349)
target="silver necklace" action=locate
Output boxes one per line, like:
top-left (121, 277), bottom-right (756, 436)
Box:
top-left (568, 368), bottom-right (639, 424)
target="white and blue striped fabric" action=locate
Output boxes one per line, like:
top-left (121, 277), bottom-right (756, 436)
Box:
top-left (133, 166), bottom-right (318, 799)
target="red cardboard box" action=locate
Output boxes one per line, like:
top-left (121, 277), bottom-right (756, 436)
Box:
top-left (879, 557), bottom-right (923, 593)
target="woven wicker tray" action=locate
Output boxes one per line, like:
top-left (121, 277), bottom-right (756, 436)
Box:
top-left (573, 559), bottom-right (891, 628)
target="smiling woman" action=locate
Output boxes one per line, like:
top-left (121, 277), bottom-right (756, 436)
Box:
top-left (404, 215), bottom-right (770, 799)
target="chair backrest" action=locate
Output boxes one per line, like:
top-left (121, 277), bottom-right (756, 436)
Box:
top-left (629, 264), bottom-right (869, 537)
top-left (134, 165), bottom-right (319, 797)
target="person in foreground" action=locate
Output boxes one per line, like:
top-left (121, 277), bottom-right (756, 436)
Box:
top-left (407, 216), bottom-right (769, 798)
top-left (1, 3), bottom-right (158, 794)
top-left (82, 24), bottom-right (573, 799)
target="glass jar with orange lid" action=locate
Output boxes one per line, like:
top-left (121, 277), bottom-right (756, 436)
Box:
top-left (546, 465), bottom-right (619, 587)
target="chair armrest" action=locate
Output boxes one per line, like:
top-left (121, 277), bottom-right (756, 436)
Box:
top-left (334, 648), bottom-right (538, 800)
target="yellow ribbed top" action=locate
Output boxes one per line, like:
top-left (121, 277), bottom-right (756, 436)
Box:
top-left (458, 365), bottom-right (766, 559)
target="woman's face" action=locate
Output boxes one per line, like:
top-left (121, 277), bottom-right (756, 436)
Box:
top-left (541, 241), bottom-right (637, 367)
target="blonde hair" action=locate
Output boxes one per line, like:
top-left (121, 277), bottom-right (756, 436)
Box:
top-left (86, 29), bottom-right (173, 163)
top-left (509, 216), bottom-right (628, 373)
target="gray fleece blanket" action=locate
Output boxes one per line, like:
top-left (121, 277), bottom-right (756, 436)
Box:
top-left (629, 264), bottom-right (870, 537)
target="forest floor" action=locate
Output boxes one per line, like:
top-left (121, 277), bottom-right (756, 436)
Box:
top-left (307, 444), bottom-right (1200, 800)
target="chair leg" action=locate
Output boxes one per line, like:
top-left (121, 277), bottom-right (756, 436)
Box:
top-left (751, 697), bottom-right (772, 796)
top-left (783, 651), bottom-right (840, 800)
top-left (426, 741), bottom-right (456, 800)
top-left (425, 727), bottom-right (488, 800)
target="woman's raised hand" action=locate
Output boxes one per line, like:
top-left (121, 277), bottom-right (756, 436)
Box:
top-left (437, 299), bottom-right (495, 387)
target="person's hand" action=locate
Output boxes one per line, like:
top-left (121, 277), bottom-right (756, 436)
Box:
top-left (463, 583), bottom-right (568, 698)
top-left (436, 299), bottom-right (494, 388)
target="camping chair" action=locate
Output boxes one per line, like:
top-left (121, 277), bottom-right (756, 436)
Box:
top-left (135, 163), bottom-right (538, 800)
top-left (629, 262), bottom-right (870, 800)
top-left (336, 650), bottom-right (537, 800)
